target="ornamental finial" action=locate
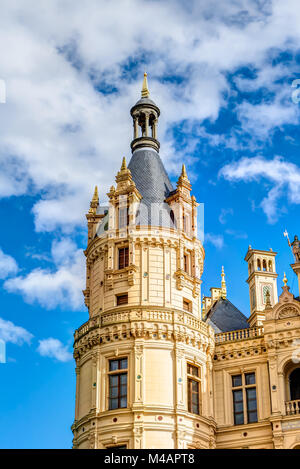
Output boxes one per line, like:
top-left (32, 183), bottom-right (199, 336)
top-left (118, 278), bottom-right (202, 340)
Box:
top-left (121, 156), bottom-right (127, 171)
top-left (91, 185), bottom-right (99, 203)
top-left (221, 266), bottom-right (227, 299)
top-left (283, 272), bottom-right (288, 287)
top-left (141, 72), bottom-right (150, 98)
top-left (181, 164), bottom-right (188, 179)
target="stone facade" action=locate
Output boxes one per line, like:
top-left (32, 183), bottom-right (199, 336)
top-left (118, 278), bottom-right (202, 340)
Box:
top-left (72, 75), bottom-right (300, 449)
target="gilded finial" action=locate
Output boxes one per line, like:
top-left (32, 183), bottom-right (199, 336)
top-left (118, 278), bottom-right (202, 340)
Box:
top-left (121, 156), bottom-right (127, 171)
top-left (283, 272), bottom-right (288, 287)
top-left (92, 185), bottom-right (99, 203)
top-left (141, 72), bottom-right (150, 98)
top-left (88, 185), bottom-right (99, 214)
top-left (181, 164), bottom-right (188, 179)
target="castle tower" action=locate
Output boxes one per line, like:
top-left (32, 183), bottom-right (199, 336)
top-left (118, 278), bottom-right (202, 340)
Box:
top-left (245, 246), bottom-right (278, 327)
top-left (72, 75), bottom-right (215, 449)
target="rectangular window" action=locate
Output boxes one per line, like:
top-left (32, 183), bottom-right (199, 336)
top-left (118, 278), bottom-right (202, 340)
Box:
top-left (118, 247), bottom-right (129, 270)
top-left (187, 364), bottom-right (201, 415)
top-left (183, 298), bottom-right (192, 313)
top-left (108, 358), bottom-right (128, 410)
top-left (116, 293), bottom-right (128, 306)
top-left (183, 212), bottom-right (191, 236)
top-left (232, 372), bottom-right (257, 425)
top-left (119, 207), bottom-right (129, 229)
top-left (184, 254), bottom-right (190, 275)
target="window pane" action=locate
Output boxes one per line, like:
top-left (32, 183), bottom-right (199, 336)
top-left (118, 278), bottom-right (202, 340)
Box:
top-left (246, 388), bottom-right (256, 400)
top-left (247, 399), bottom-right (257, 411)
top-left (120, 358), bottom-right (128, 370)
top-left (232, 375), bottom-right (242, 387)
top-left (120, 374), bottom-right (127, 386)
top-left (110, 386), bottom-right (118, 398)
top-left (234, 402), bottom-right (244, 413)
top-left (248, 411), bottom-right (258, 423)
top-left (192, 402), bottom-right (199, 414)
top-left (192, 381), bottom-right (199, 392)
top-left (109, 360), bottom-right (119, 371)
top-left (234, 412), bottom-right (244, 425)
top-left (120, 397), bottom-right (127, 408)
top-left (246, 388), bottom-right (257, 423)
top-left (245, 373), bottom-right (256, 385)
top-left (109, 398), bottom-right (118, 410)
top-left (233, 389), bottom-right (243, 402)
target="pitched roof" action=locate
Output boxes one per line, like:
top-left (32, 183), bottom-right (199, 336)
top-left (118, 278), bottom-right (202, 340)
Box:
top-left (128, 148), bottom-right (175, 228)
top-left (205, 298), bottom-right (249, 332)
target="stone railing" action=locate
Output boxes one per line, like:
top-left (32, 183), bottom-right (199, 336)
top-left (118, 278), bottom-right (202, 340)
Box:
top-left (74, 307), bottom-right (209, 342)
top-left (215, 326), bottom-right (264, 344)
top-left (286, 399), bottom-right (300, 415)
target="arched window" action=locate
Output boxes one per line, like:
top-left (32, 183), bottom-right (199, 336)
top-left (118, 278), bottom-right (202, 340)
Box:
top-left (262, 259), bottom-right (267, 271)
top-left (289, 368), bottom-right (300, 401)
top-left (257, 259), bottom-right (261, 271)
top-left (170, 209), bottom-right (175, 226)
top-left (268, 260), bottom-right (273, 272)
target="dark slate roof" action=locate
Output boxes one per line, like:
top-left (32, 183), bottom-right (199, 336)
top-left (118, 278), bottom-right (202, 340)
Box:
top-left (205, 298), bottom-right (249, 333)
top-left (132, 97), bottom-right (158, 108)
top-left (128, 148), bottom-right (175, 228)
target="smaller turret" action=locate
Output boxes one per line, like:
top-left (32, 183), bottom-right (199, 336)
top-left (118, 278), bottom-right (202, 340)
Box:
top-left (130, 73), bottom-right (160, 153)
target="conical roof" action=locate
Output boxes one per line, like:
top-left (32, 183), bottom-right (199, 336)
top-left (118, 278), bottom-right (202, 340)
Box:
top-left (128, 148), bottom-right (175, 228)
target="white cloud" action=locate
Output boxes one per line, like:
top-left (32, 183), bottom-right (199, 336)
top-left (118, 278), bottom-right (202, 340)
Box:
top-left (4, 238), bottom-right (85, 310)
top-left (0, 317), bottom-right (33, 345)
top-left (1, 1), bottom-right (300, 232)
top-left (37, 337), bottom-right (72, 362)
top-left (205, 233), bottom-right (224, 249)
top-left (219, 208), bottom-right (234, 224)
top-left (0, 248), bottom-right (18, 279)
top-left (219, 155), bottom-right (300, 222)
top-left (225, 229), bottom-right (248, 239)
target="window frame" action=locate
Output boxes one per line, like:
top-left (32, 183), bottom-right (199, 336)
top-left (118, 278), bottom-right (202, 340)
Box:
top-left (107, 357), bottom-right (128, 411)
top-left (116, 293), bottom-right (128, 306)
top-left (187, 363), bottom-right (201, 415)
top-left (118, 246), bottom-right (129, 270)
top-left (183, 297), bottom-right (192, 313)
top-left (231, 372), bottom-right (258, 425)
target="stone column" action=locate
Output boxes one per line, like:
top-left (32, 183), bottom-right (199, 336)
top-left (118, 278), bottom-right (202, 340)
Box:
top-left (75, 363), bottom-right (80, 421)
top-left (134, 116), bottom-right (139, 139)
top-left (145, 113), bottom-right (149, 137)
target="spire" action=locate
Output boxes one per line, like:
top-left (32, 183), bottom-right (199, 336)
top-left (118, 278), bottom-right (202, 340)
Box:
top-left (92, 185), bottom-right (99, 203)
top-left (121, 156), bottom-right (127, 171)
top-left (141, 72), bottom-right (150, 98)
top-left (221, 266), bottom-right (227, 299)
top-left (88, 185), bottom-right (99, 214)
top-left (177, 163), bottom-right (191, 190)
top-left (181, 164), bottom-right (188, 180)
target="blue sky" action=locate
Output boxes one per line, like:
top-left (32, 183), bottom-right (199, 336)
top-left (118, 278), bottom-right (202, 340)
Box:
top-left (0, 0), bottom-right (300, 448)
